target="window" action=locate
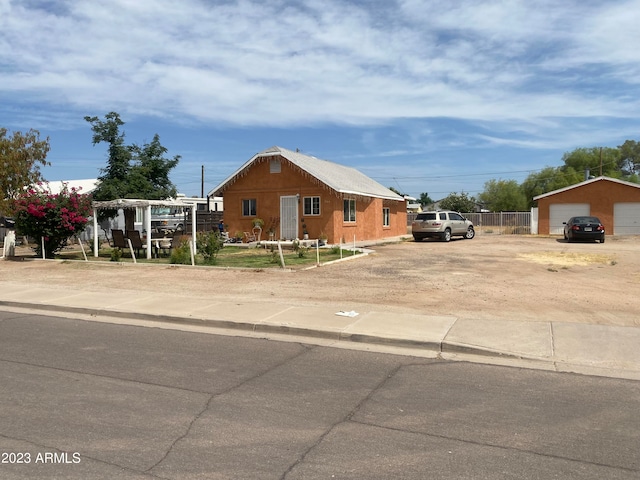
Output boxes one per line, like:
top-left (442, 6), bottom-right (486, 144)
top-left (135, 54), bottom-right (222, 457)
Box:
top-left (270, 159), bottom-right (281, 173)
top-left (343, 198), bottom-right (356, 222)
top-left (304, 196), bottom-right (321, 216)
top-left (383, 207), bottom-right (390, 227)
top-left (242, 199), bottom-right (256, 217)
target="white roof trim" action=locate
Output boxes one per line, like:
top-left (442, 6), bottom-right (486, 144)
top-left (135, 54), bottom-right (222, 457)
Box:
top-left (533, 176), bottom-right (640, 201)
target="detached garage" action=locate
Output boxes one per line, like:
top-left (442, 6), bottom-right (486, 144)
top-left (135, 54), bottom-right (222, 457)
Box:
top-left (534, 176), bottom-right (640, 236)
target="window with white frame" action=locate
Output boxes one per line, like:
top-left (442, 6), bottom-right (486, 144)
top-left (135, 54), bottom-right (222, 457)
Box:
top-left (242, 199), bottom-right (256, 217)
top-left (304, 196), bottom-right (321, 216)
top-left (383, 207), bottom-right (390, 227)
top-left (343, 198), bottom-right (356, 222)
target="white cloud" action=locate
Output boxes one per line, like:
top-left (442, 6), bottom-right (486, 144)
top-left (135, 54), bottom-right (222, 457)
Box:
top-left (1, 0), bottom-right (640, 137)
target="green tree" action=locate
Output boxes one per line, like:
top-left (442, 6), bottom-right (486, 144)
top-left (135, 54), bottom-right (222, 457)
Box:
top-left (418, 192), bottom-right (433, 206)
top-left (478, 179), bottom-right (527, 211)
top-left (0, 128), bottom-right (50, 214)
top-left (439, 192), bottom-right (476, 213)
top-left (85, 112), bottom-right (180, 224)
top-left (618, 140), bottom-right (640, 177)
top-left (561, 147), bottom-right (621, 178)
top-left (12, 183), bottom-right (92, 258)
top-left (127, 134), bottom-right (180, 200)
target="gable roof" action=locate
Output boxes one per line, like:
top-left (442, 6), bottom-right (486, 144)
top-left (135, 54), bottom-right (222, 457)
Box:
top-left (533, 176), bottom-right (640, 201)
top-left (209, 146), bottom-right (404, 201)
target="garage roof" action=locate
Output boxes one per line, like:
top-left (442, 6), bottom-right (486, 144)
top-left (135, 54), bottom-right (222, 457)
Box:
top-left (533, 176), bottom-right (640, 201)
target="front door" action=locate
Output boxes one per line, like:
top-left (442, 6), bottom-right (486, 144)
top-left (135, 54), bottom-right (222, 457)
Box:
top-left (280, 196), bottom-right (298, 240)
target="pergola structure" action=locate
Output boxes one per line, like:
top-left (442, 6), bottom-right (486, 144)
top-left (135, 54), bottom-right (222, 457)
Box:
top-left (92, 199), bottom-right (197, 259)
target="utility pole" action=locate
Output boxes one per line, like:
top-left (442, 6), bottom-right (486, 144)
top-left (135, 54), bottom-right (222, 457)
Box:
top-left (599, 147), bottom-right (603, 176)
top-left (201, 165), bottom-right (204, 198)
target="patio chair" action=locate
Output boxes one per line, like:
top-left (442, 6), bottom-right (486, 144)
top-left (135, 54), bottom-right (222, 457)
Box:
top-left (125, 230), bottom-right (147, 256)
top-left (243, 231), bottom-right (257, 243)
top-left (111, 229), bottom-right (128, 249)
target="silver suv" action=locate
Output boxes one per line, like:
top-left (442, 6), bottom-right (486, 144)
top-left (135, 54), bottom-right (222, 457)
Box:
top-left (412, 211), bottom-right (475, 242)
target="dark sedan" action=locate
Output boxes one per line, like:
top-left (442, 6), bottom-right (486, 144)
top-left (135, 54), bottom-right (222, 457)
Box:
top-left (563, 216), bottom-right (605, 243)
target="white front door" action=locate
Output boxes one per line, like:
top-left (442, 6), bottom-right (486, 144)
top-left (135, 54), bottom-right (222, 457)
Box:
top-left (280, 196), bottom-right (298, 240)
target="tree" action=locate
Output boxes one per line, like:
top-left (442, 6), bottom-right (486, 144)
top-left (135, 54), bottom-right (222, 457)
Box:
top-left (85, 112), bottom-right (180, 225)
top-left (0, 128), bottom-right (50, 214)
top-left (418, 192), bottom-right (433, 206)
top-left (12, 183), bottom-right (92, 258)
top-left (85, 112), bottom-right (133, 202)
top-left (618, 140), bottom-right (640, 177)
top-left (439, 192), bottom-right (476, 213)
top-left (478, 179), bottom-right (527, 211)
top-left (561, 147), bottom-right (621, 178)
top-left (127, 134), bottom-right (179, 200)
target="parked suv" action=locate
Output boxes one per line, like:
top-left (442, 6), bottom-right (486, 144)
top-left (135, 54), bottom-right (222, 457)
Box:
top-left (412, 211), bottom-right (475, 242)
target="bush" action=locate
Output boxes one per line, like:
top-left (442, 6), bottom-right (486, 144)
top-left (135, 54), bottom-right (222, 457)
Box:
top-left (12, 183), bottom-right (92, 258)
top-left (110, 247), bottom-right (123, 262)
top-left (196, 231), bottom-right (223, 264)
top-left (170, 240), bottom-right (192, 265)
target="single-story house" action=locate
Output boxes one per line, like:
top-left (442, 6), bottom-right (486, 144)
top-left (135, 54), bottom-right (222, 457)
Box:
top-left (208, 146), bottom-right (407, 243)
top-left (533, 176), bottom-right (640, 235)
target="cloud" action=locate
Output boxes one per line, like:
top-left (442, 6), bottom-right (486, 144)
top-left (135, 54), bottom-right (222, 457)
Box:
top-left (1, 0), bottom-right (640, 138)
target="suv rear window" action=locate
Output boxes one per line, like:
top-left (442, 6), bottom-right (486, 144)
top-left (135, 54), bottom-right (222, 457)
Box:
top-left (416, 213), bottom-right (437, 221)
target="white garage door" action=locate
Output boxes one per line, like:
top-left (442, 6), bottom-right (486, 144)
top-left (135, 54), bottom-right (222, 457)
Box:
top-left (549, 204), bottom-right (590, 235)
top-left (614, 203), bottom-right (640, 235)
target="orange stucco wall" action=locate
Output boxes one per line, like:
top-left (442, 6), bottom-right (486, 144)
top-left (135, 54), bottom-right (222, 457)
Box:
top-left (220, 156), bottom-right (407, 243)
top-left (537, 179), bottom-right (640, 234)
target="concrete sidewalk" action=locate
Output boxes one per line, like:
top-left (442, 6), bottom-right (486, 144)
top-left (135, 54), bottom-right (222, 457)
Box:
top-left (0, 280), bottom-right (639, 381)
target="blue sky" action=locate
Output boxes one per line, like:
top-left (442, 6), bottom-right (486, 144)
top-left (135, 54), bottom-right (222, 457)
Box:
top-left (2, 0), bottom-right (640, 200)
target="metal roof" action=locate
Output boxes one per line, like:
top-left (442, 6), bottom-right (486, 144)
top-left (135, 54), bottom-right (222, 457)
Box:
top-left (209, 146), bottom-right (404, 201)
top-left (533, 176), bottom-right (640, 201)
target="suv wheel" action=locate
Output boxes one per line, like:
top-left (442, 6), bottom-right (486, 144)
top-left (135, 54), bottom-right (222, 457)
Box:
top-left (465, 226), bottom-right (475, 239)
top-left (442, 228), bottom-right (451, 242)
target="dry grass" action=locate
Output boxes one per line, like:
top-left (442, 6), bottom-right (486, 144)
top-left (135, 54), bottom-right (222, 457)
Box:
top-left (518, 251), bottom-right (616, 267)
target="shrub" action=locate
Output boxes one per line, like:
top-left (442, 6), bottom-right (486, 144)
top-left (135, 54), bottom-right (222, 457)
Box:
top-left (196, 231), bottom-right (223, 264)
top-left (12, 183), bottom-right (92, 258)
top-left (170, 239), bottom-right (192, 265)
top-left (110, 247), bottom-right (123, 262)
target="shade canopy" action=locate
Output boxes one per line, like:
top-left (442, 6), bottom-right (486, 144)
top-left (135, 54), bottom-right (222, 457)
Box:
top-left (92, 198), bottom-right (197, 260)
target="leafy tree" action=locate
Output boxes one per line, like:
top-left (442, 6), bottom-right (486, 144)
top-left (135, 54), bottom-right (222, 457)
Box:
top-left (127, 134), bottom-right (179, 200)
top-left (418, 192), bottom-right (433, 206)
top-left (478, 179), bottom-right (527, 211)
top-left (12, 184), bottom-right (92, 258)
top-left (561, 147), bottom-right (620, 178)
top-left (85, 112), bottom-right (180, 225)
top-left (439, 192), bottom-right (476, 213)
top-left (618, 140), bottom-right (640, 176)
top-left (0, 128), bottom-right (50, 214)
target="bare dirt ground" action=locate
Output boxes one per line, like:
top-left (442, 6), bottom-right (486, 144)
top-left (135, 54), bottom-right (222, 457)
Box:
top-left (2, 234), bottom-right (640, 327)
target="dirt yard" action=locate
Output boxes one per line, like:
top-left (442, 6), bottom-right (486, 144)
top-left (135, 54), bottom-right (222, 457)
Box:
top-left (3, 234), bottom-right (639, 327)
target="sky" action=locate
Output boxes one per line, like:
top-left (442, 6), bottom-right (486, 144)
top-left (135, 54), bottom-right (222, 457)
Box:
top-left (2, 0), bottom-right (640, 201)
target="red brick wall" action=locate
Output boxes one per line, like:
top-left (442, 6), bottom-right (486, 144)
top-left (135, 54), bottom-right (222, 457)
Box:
top-left (537, 179), bottom-right (640, 234)
top-left (220, 155), bottom-right (407, 243)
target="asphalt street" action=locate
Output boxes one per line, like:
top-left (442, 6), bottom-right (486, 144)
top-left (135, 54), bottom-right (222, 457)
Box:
top-left (1, 311), bottom-right (639, 480)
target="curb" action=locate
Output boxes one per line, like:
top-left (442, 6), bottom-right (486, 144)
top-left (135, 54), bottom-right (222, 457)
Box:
top-left (0, 300), bottom-right (495, 359)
